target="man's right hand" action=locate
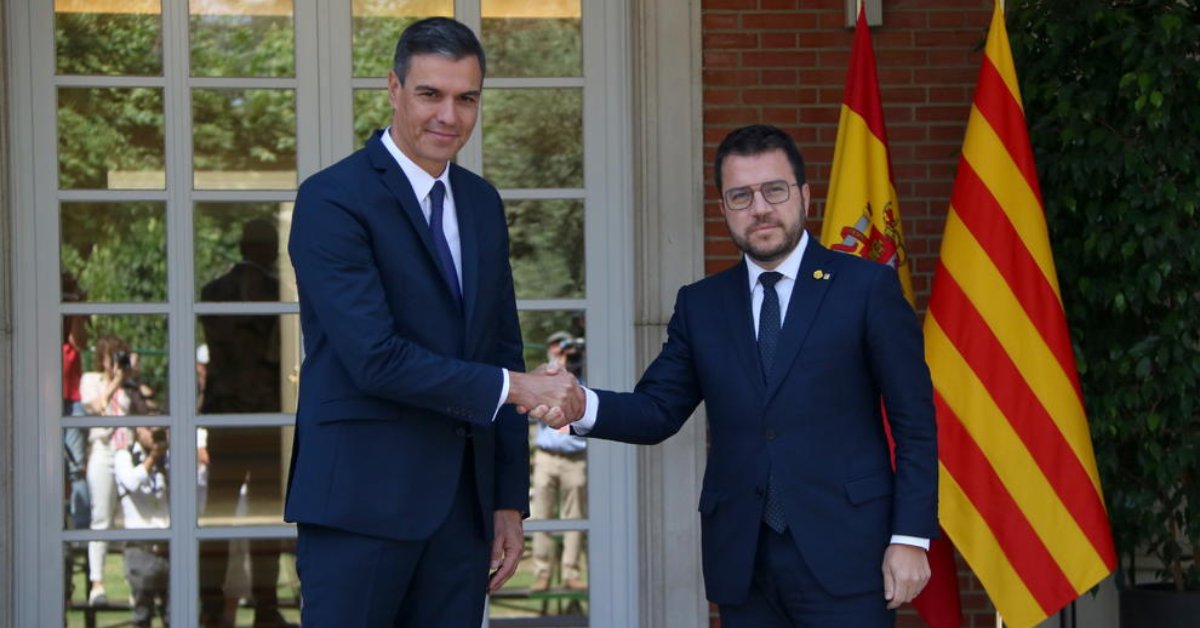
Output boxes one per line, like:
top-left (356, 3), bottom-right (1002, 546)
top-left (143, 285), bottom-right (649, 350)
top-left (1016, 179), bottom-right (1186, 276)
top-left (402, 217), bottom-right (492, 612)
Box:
top-left (507, 367), bottom-right (584, 425)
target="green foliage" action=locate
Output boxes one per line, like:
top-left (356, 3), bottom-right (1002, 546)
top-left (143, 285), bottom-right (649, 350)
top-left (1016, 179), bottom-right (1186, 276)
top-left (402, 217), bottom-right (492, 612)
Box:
top-left (55, 10), bottom-right (589, 400)
top-left (1009, 0), bottom-right (1200, 591)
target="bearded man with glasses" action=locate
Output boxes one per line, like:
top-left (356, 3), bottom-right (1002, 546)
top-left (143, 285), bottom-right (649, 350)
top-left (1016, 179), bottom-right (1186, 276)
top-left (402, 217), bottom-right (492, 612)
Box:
top-left (533, 124), bottom-right (939, 627)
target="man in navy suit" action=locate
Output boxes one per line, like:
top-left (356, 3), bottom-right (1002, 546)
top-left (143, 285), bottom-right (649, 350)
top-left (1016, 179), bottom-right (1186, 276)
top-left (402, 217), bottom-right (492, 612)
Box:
top-left (538, 125), bottom-right (938, 626)
top-left (285, 18), bottom-right (580, 627)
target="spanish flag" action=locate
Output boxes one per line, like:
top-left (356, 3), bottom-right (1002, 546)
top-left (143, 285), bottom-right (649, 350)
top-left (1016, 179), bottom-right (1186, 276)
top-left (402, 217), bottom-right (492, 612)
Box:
top-left (821, 6), bottom-right (962, 627)
top-left (924, 3), bottom-right (1117, 626)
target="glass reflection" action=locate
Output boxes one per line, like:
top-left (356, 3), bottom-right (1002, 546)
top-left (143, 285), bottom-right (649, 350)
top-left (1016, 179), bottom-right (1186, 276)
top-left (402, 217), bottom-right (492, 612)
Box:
top-left (481, 0), bottom-right (581, 78)
top-left (64, 540), bottom-right (170, 627)
top-left (198, 537), bottom-right (299, 626)
top-left (192, 88), bottom-right (297, 190)
top-left (507, 200), bottom-right (584, 299)
top-left (197, 427), bottom-right (291, 526)
top-left (196, 315), bottom-right (299, 415)
top-left (352, 0), bottom-right (454, 78)
top-left (195, 204), bottom-right (295, 302)
top-left (61, 202), bottom-right (167, 303)
top-left (55, 0), bottom-right (163, 76)
top-left (58, 87), bottom-right (165, 190)
top-left (353, 88), bottom-right (392, 148)
top-left (190, 0), bottom-right (295, 78)
top-left (483, 88), bottom-right (583, 189)
top-left (74, 315), bottom-right (169, 416)
top-left (488, 533), bottom-right (588, 621)
top-left (517, 311), bottom-right (584, 372)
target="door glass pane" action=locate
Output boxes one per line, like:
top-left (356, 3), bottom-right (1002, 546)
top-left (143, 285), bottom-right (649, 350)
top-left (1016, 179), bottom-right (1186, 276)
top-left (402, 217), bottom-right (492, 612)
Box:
top-left (353, 88), bottom-right (392, 148)
top-left (197, 537), bottom-right (299, 626)
top-left (481, 0), bottom-right (582, 78)
top-left (61, 202), bottom-right (167, 303)
top-left (195, 315), bottom-right (300, 415)
top-left (197, 427), bottom-right (293, 526)
top-left (192, 88), bottom-right (297, 190)
top-left (58, 87), bottom-right (165, 190)
top-left (194, 203), bottom-right (296, 303)
top-left (508, 199), bottom-right (584, 299)
top-left (74, 315), bottom-right (170, 416)
top-left (190, 0), bottom-right (296, 78)
top-left (55, 0), bottom-right (164, 76)
top-left (489, 532), bottom-right (589, 622)
top-left (518, 311), bottom-right (586, 373)
top-left (352, 0), bottom-right (454, 78)
top-left (483, 88), bottom-right (583, 189)
top-left (69, 426), bottom-right (172, 531)
top-left (65, 540), bottom-right (171, 627)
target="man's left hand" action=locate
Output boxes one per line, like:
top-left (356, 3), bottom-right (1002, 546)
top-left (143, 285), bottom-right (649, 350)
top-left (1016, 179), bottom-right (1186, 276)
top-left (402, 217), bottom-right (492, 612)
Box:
top-left (882, 543), bottom-right (930, 610)
top-left (489, 509), bottom-right (524, 593)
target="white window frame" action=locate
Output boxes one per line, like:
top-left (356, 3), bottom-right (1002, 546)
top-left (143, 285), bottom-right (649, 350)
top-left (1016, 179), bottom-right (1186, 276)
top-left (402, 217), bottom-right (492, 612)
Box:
top-left (8, 0), bottom-right (637, 625)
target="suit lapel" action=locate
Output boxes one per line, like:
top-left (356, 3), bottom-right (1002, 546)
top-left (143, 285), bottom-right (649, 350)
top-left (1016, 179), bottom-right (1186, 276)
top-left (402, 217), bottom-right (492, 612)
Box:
top-left (765, 242), bottom-right (836, 400)
top-left (367, 132), bottom-right (463, 309)
top-left (450, 165), bottom-right (480, 336)
top-left (721, 261), bottom-right (767, 396)
top-left (367, 133), bottom-right (443, 269)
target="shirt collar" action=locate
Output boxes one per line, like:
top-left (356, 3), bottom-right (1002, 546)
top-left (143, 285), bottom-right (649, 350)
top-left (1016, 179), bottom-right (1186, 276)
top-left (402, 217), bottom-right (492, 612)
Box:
top-left (745, 230), bottom-right (809, 292)
top-left (381, 126), bottom-right (451, 202)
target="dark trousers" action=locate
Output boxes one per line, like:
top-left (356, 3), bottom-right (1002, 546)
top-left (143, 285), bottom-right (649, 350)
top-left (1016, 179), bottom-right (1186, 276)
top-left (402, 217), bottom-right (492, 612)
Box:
top-left (296, 448), bottom-right (489, 627)
top-left (124, 543), bottom-right (170, 628)
top-left (719, 525), bottom-right (895, 628)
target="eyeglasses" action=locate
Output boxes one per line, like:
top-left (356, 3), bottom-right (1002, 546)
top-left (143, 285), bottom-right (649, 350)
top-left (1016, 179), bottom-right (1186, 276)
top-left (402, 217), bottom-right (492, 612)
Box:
top-left (722, 180), bottom-right (800, 211)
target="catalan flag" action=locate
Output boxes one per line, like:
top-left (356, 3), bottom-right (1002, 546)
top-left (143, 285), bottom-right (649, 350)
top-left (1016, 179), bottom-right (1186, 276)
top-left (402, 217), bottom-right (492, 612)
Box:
top-left (821, 7), bottom-right (961, 628)
top-left (924, 3), bottom-right (1117, 626)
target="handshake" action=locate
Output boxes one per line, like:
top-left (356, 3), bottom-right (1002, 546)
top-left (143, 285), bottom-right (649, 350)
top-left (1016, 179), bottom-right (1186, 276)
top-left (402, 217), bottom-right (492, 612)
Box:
top-left (507, 363), bottom-right (586, 429)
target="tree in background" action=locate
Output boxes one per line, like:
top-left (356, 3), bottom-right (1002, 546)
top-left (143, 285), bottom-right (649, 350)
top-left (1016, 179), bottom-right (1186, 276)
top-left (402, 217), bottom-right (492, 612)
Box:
top-left (1009, 0), bottom-right (1200, 591)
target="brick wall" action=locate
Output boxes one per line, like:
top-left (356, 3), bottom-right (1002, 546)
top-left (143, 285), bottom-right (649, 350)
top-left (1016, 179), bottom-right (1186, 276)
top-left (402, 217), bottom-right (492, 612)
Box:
top-left (702, 1), bottom-right (996, 626)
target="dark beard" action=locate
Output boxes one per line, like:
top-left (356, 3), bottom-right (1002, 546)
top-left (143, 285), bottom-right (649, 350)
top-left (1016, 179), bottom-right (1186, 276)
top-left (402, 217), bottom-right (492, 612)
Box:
top-left (729, 220), bottom-right (803, 266)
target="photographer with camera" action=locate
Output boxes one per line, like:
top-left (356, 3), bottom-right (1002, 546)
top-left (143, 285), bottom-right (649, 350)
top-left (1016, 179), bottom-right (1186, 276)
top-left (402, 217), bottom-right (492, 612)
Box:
top-left (529, 332), bottom-right (589, 592)
top-left (79, 334), bottom-right (157, 606)
top-left (114, 426), bottom-right (170, 627)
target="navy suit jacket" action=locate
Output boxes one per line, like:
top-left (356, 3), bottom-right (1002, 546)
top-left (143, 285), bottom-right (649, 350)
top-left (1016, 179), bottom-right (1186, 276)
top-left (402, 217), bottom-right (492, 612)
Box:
top-left (588, 241), bottom-right (938, 604)
top-left (284, 131), bottom-right (528, 542)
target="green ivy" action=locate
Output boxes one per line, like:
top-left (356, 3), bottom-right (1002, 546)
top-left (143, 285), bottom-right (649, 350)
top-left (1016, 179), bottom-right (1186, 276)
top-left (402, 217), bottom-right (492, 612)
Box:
top-left (1009, 0), bottom-right (1200, 591)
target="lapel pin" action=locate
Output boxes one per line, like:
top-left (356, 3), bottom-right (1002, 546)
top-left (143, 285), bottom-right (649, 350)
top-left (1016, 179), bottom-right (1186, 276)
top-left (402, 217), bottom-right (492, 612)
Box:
top-left (813, 270), bottom-right (824, 280)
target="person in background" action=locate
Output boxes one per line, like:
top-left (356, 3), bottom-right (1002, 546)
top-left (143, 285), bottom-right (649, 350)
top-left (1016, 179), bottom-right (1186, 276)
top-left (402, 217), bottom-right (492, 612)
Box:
top-left (529, 332), bottom-right (588, 592)
top-left (113, 426), bottom-right (171, 627)
top-left (80, 334), bottom-right (136, 607)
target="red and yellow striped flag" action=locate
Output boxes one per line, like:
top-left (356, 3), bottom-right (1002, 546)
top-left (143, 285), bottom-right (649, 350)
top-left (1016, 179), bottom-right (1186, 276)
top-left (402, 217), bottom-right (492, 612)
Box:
top-left (822, 7), bottom-right (961, 628)
top-left (925, 3), bottom-right (1117, 626)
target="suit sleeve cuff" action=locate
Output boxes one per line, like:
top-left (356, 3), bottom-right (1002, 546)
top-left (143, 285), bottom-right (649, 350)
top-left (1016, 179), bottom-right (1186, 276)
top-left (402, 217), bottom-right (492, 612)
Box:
top-left (492, 368), bottom-right (511, 422)
top-left (890, 535), bottom-right (929, 550)
top-left (570, 387), bottom-right (599, 434)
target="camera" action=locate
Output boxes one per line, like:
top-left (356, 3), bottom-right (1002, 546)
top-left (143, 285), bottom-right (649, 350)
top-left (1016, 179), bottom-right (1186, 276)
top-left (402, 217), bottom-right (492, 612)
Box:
top-left (560, 338), bottom-right (585, 377)
top-left (150, 427), bottom-right (168, 446)
top-left (113, 351), bottom-right (132, 371)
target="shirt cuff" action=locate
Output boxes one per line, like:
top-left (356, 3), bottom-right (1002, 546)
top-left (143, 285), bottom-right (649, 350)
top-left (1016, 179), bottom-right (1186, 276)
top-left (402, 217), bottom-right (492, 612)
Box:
top-left (492, 368), bottom-right (511, 422)
top-left (571, 387), bottom-right (600, 434)
top-left (890, 535), bottom-right (930, 551)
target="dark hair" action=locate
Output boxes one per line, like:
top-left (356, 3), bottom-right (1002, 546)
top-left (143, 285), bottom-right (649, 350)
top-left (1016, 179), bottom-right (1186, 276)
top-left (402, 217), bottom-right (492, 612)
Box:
top-left (713, 124), bottom-right (807, 193)
top-left (393, 17), bottom-right (486, 83)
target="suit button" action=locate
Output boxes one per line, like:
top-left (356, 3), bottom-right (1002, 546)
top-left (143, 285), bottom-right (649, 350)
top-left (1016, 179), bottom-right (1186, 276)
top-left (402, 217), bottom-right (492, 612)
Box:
top-left (765, 430), bottom-right (776, 440)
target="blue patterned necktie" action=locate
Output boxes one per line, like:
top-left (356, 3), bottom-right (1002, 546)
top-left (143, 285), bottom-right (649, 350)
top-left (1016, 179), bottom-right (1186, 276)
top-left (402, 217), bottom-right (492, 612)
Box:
top-left (758, 271), bottom-right (788, 532)
top-left (428, 181), bottom-right (462, 304)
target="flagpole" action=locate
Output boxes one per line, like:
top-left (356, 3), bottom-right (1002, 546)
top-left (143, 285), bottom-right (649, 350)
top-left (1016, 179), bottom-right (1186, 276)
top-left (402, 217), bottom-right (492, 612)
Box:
top-left (996, 611), bottom-right (1003, 628)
